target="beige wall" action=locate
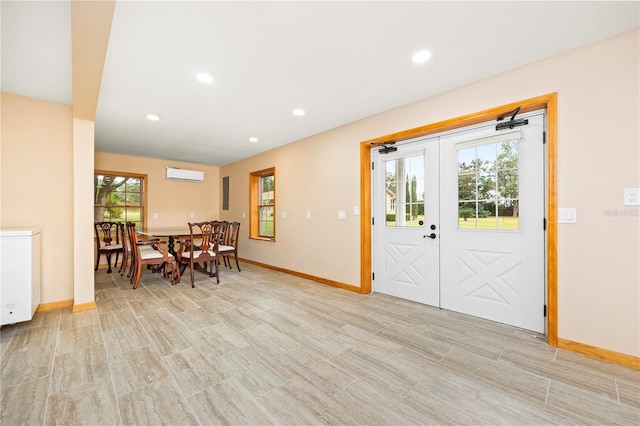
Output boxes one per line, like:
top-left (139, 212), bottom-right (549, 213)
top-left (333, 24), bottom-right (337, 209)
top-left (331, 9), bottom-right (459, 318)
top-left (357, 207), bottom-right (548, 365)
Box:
top-left (221, 29), bottom-right (639, 357)
top-left (1, 93), bottom-right (75, 304)
top-left (94, 152), bottom-right (220, 228)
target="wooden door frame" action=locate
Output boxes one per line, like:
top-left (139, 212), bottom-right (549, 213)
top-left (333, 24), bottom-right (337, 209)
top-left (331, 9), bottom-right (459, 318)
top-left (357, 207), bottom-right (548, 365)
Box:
top-left (360, 93), bottom-right (558, 346)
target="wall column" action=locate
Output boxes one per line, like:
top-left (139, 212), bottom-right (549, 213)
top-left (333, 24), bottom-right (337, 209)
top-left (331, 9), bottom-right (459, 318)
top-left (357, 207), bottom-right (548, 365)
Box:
top-left (72, 118), bottom-right (96, 311)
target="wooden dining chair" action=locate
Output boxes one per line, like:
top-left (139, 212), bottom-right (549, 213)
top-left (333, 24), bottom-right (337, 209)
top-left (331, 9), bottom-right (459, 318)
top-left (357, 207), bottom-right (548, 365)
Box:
top-left (211, 220), bottom-right (229, 245)
top-left (177, 221), bottom-right (220, 287)
top-left (94, 221), bottom-right (125, 273)
top-left (219, 221), bottom-right (241, 271)
top-left (126, 222), bottom-right (179, 289)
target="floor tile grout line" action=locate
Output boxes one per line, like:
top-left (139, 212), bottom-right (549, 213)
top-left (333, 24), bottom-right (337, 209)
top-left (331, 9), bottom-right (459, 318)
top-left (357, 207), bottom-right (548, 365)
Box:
top-left (544, 377), bottom-right (551, 403)
top-left (614, 378), bottom-right (621, 404)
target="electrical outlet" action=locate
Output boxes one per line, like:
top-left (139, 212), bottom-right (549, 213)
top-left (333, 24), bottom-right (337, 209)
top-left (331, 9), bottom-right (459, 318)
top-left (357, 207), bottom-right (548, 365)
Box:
top-left (190, 212), bottom-right (195, 218)
top-left (152, 213), bottom-right (158, 219)
top-left (624, 188), bottom-right (640, 206)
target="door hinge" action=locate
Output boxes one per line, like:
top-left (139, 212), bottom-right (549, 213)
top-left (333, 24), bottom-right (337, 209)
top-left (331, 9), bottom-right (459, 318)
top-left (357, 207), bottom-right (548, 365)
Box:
top-left (544, 305), bottom-right (547, 317)
top-left (543, 131), bottom-right (547, 144)
top-left (372, 217), bottom-right (375, 226)
top-left (372, 161), bottom-right (375, 170)
top-left (543, 218), bottom-right (547, 230)
top-left (372, 272), bottom-right (375, 281)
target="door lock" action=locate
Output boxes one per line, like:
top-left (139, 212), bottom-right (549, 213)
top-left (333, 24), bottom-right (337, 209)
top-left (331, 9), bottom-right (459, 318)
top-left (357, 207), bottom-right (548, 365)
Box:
top-left (423, 233), bottom-right (437, 239)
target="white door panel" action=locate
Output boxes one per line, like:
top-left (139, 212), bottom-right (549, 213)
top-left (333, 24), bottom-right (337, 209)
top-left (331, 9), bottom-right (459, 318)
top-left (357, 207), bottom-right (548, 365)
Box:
top-left (373, 140), bottom-right (439, 306)
top-left (440, 113), bottom-right (545, 332)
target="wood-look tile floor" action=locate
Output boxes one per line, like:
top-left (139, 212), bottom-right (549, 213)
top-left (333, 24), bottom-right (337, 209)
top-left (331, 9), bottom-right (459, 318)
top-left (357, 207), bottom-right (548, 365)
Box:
top-left (2, 263), bottom-right (639, 425)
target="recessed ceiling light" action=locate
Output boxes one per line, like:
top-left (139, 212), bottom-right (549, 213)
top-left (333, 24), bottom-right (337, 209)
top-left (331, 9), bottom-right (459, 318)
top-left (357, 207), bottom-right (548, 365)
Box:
top-left (196, 72), bottom-right (214, 84)
top-left (249, 137), bottom-right (259, 143)
top-left (412, 50), bottom-right (431, 64)
top-left (146, 113), bottom-right (160, 121)
top-left (292, 108), bottom-right (305, 116)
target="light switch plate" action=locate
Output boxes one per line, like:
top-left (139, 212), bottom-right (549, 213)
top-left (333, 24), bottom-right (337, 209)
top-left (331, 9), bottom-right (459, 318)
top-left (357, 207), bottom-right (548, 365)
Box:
top-left (624, 188), bottom-right (640, 206)
top-left (305, 211), bottom-right (311, 220)
top-left (338, 210), bottom-right (346, 220)
top-left (558, 208), bottom-right (576, 223)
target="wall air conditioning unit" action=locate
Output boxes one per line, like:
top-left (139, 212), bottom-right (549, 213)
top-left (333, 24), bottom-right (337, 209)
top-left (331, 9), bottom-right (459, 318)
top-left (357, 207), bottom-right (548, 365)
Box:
top-left (165, 167), bottom-right (204, 182)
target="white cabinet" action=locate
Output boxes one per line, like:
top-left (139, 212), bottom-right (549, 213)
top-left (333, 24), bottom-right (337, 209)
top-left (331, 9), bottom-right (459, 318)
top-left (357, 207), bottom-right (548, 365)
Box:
top-left (0, 229), bottom-right (41, 325)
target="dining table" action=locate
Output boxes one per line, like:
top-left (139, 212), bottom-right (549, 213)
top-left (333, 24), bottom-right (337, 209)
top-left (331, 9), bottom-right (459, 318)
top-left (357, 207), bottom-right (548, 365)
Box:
top-left (137, 228), bottom-right (199, 257)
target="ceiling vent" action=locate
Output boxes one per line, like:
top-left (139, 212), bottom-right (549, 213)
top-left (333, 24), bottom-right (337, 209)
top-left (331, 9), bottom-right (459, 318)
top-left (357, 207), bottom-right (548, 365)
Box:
top-left (165, 167), bottom-right (204, 182)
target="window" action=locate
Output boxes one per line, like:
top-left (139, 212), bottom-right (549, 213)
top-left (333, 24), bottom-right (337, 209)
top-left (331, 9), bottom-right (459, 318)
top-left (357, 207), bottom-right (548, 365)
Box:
top-left (94, 173), bottom-right (145, 230)
top-left (457, 138), bottom-right (519, 230)
top-left (250, 167), bottom-right (275, 240)
top-left (384, 154), bottom-right (425, 227)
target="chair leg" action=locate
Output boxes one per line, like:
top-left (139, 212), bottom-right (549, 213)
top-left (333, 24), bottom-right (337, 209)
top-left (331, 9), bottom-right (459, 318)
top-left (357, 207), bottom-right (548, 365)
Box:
top-left (190, 260), bottom-right (195, 288)
top-left (234, 254), bottom-right (241, 272)
top-left (170, 260), bottom-right (180, 285)
top-left (213, 258), bottom-right (220, 284)
top-left (129, 256), bottom-right (138, 285)
top-left (172, 261), bottom-right (181, 284)
top-left (127, 255), bottom-right (135, 279)
top-left (106, 254), bottom-right (113, 273)
top-left (161, 262), bottom-right (169, 279)
top-left (119, 250), bottom-right (128, 275)
top-left (133, 262), bottom-right (142, 289)
top-left (95, 253), bottom-right (100, 271)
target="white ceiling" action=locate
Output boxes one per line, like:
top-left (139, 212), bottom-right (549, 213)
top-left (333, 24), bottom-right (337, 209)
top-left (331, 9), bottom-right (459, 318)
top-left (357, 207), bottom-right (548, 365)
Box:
top-left (2, 1), bottom-right (639, 166)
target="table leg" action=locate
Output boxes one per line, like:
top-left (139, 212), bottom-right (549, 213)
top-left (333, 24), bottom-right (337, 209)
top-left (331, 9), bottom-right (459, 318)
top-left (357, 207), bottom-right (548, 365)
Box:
top-left (167, 236), bottom-right (176, 257)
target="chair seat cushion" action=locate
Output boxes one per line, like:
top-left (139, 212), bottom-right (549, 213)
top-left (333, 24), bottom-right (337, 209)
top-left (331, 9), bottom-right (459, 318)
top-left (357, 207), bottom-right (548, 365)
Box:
top-left (218, 244), bottom-right (234, 252)
top-left (101, 244), bottom-right (123, 251)
top-left (140, 250), bottom-right (173, 260)
top-left (182, 249), bottom-right (216, 259)
top-left (139, 246), bottom-right (157, 256)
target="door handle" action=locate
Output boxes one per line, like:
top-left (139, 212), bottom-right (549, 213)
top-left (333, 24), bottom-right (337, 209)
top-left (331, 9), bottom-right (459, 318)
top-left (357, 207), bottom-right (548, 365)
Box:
top-left (423, 233), bottom-right (437, 239)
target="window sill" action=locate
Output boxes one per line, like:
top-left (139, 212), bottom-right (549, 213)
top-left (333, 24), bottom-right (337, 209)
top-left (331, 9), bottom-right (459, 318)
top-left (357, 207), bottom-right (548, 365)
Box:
top-left (250, 236), bottom-right (276, 242)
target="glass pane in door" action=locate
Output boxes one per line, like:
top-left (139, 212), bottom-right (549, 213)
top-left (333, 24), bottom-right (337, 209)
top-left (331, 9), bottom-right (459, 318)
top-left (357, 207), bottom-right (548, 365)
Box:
top-left (384, 153), bottom-right (425, 227)
top-left (457, 138), bottom-right (520, 230)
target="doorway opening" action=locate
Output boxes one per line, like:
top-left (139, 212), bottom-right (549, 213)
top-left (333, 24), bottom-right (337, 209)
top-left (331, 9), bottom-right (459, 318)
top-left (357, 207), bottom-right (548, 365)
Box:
top-left (360, 93), bottom-right (558, 345)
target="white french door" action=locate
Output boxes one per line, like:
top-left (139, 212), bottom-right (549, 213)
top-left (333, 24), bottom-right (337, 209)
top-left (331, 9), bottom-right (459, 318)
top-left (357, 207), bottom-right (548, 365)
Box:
top-left (372, 139), bottom-right (440, 306)
top-left (372, 111), bottom-right (546, 333)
